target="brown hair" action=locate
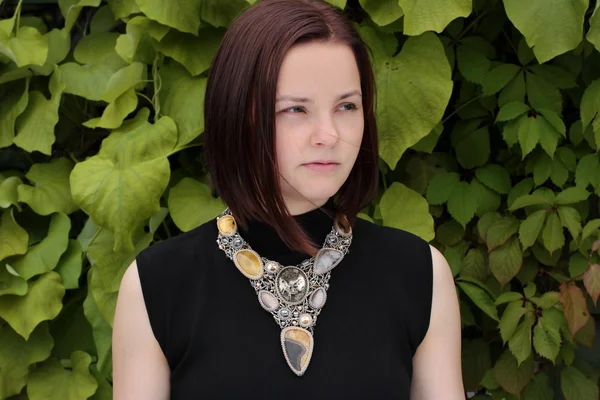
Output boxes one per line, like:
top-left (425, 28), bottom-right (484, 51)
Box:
top-left (203, 0), bottom-right (379, 255)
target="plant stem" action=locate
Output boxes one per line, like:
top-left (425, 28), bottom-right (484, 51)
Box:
top-left (442, 94), bottom-right (483, 124)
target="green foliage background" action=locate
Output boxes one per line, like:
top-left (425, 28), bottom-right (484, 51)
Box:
top-left (0, 0), bottom-right (600, 398)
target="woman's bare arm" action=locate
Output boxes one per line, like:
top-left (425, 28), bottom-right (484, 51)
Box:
top-left (112, 260), bottom-right (171, 400)
top-left (410, 245), bottom-right (465, 400)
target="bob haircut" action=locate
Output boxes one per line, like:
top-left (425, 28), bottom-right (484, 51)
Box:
top-left (204, 0), bottom-right (379, 255)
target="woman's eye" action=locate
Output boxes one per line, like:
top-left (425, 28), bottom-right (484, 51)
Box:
top-left (284, 106), bottom-right (305, 113)
top-left (340, 103), bottom-right (358, 111)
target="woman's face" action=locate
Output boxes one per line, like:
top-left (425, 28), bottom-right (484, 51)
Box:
top-left (275, 41), bottom-right (364, 215)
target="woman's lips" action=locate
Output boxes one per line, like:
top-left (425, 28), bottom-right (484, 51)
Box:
top-left (303, 162), bottom-right (339, 172)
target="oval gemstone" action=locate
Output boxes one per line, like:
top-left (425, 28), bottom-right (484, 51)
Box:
top-left (276, 267), bottom-right (309, 304)
top-left (309, 287), bottom-right (327, 309)
top-left (217, 215), bottom-right (237, 236)
top-left (281, 327), bottom-right (314, 376)
top-left (258, 290), bottom-right (279, 312)
top-left (233, 249), bottom-right (263, 279)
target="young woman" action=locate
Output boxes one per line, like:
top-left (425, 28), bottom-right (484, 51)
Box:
top-left (112, 0), bottom-right (464, 398)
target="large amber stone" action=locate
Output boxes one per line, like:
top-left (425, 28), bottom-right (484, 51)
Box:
top-left (234, 249), bottom-right (263, 279)
top-left (217, 215), bottom-right (237, 236)
top-left (281, 327), bottom-right (313, 376)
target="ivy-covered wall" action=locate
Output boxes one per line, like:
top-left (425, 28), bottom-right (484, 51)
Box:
top-left (0, 0), bottom-right (599, 399)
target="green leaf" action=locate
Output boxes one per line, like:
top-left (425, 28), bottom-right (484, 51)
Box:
top-left (588, 2), bottom-right (600, 52)
top-left (59, 63), bottom-right (119, 101)
top-left (14, 68), bottom-right (65, 155)
top-left (83, 279), bottom-right (113, 379)
top-left (582, 219), bottom-right (600, 241)
top-left (557, 206), bottom-right (581, 239)
top-left (359, 0), bottom-right (404, 26)
top-left (583, 263), bottom-right (600, 306)
top-left (508, 178), bottom-right (533, 208)
top-left (496, 101), bottom-right (530, 122)
top-left (580, 79), bottom-right (600, 132)
top-left (426, 172), bottom-right (460, 205)
top-left (27, 351), bottom-right (98, 400)
top-left (489, 237), bottom-right (523, 287)
top-left (455, 127), bottom-right (491, 169)
top-left (533, 152), bottom-right (551, 186)
top-left (200, 0), bottom-right (248, 27)
top-left (0, 78), bottom-right (29, 149)
top-left (519, 209), bottom-right (547, 249)
top-left (499, 301), bottom-right (526, 343)
top-left (398, 0), bottom-right (471, 35)
top-left (523, 372), bottom-right (554, 400)
top-left (559, 283), bottom-right (590, 336)
top-left (495, 291), bottom-right (523, 305)
top-left (561, 366), bottom-right (599, 400)
top-left (574, 316), bottom-right (595, 348)
top-left (456, 280), bottom-right (499, 321)
top-left (82, 89), bottom-right (138, 129)
top-left (482, 64), bottom-right (521, 96)
top-left (529, 64), bottom-right (577, 89)
top-left (508, 313), bottom-right (534, 365)
top-left (575, 154), bottom-right (600, 189)
top-left (517, 115), bottom-right (542, 157)
top-left (471, 178), bottom-right (501, 216)
top-left (539, 109), bottom-right (566, 137)
top-left (0, 27), bottom-right (48, 67)
top-left (493, 349), bottom-right (533, 397)
top-left (542, 212), bottom-right (564, 254)
top-left (55, 239), bottom-right (83, 290)
top-left (325, 0), bottom-right (347, 8)
top-left (17, 158), bottom-right (78, 215)
top-left (107, 0), bottom-right (140, 19)
top-left (536, 292), bottom-right (561, 309)
top-left (477, 212), bottom-right (502, 240)
top-left (159, 61), bottom-right (207, 148)
top-left (70, 110), bottom-right (176, 252)
top-left (550, 155), bottom-right (569, 188)
top-left (156, 27), bottom-right (223, 76)
top-left (436, 220), bottom-right (465, 246)
top-left (0, 272), bottom-right (65, 339)
top-left (0, 323), bottom-right (53, 399)
top-left (380, 182), bottom-right (435, 241)
top-left (457, 44), bottom-right (490, 84)
top-left (135, 0), bottom-right (201, 34)
top-left (533, 315), bottom-right (561, 362)
top-left (486, 216), bottom-right (519, 251)
top-left (12, 213), bottom-right (70, 281)
top-left (502, 0), bottom-right (588, 63)
top-left (526, 72), bottom-right (562, 113)
top-left (555, 187), bottom-right (589, 205)
top-left (361, 27), bottom-right (452, 169)
top-left (499, 71), bottom-right (526, 107)
top-left (510, 193), bottom-right (551, 211)
top-left (59, 0), bottom-right (102, 32)
top-left (168, 178), bottom-right (225, 232)
top-left (476, 164), bottom-right (511, 194)
top-left (460, 248), bottom-right (488, 282)
top-left (462, 339), bottom-right (491, 391)
top-left (99, 62), bottom-right (145, 103)
top-left (448, 181), bottom-right (479, 227)
top-left (0, 209), bottom-right (28, 262)
top-left (88, 265), bottom-right (118, 326)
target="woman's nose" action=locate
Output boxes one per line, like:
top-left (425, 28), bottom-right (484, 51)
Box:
top-left (310, 114), bottom-right (339, 147)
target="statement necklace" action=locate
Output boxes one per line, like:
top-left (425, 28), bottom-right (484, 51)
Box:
top-left (215, 208), bottom-right (352, 376)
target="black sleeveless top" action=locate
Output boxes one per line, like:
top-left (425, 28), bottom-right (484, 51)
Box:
top-left (136, 201), bottom-right (433, 399)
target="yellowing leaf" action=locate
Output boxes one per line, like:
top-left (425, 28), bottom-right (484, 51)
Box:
top-left (398, 0), bottom-right (472, 36)
top-left (502, 0), bottom-right (588, 63)
top-left (361, 27), bottom-right (452, 169)
top-left (380, 182), bottom-right (434, 241)
top-left (583, 264), bottom-right (600, 306)
top-left (559, 283), bottom-right (590, 336)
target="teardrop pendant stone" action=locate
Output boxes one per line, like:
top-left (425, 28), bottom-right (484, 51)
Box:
top-left (309, 287), bottom-right (327, 309)
top-left (233, 249), bottom-right (263, 279)
top-left (313, 248), bottom-right (343, 275)
top-left (281, 327), bottom-right (314, 376)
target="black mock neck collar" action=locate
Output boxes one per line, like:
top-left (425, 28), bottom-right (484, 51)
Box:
top-left (237, 198), bottom-right (337, 264)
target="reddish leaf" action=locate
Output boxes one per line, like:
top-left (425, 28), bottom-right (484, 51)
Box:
top-left (584, 264), bottom-right (600, 306)
top-left (559, 283), bottom-right (590, 336)
top-left (592, 239), bottom-right (600, 253)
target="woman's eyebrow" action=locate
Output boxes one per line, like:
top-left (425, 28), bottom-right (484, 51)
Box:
top-left (275, 90), bottom-right (362, 103)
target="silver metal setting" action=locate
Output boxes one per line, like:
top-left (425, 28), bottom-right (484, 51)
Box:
top-left (215, 207), bottom-right (352, 376)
